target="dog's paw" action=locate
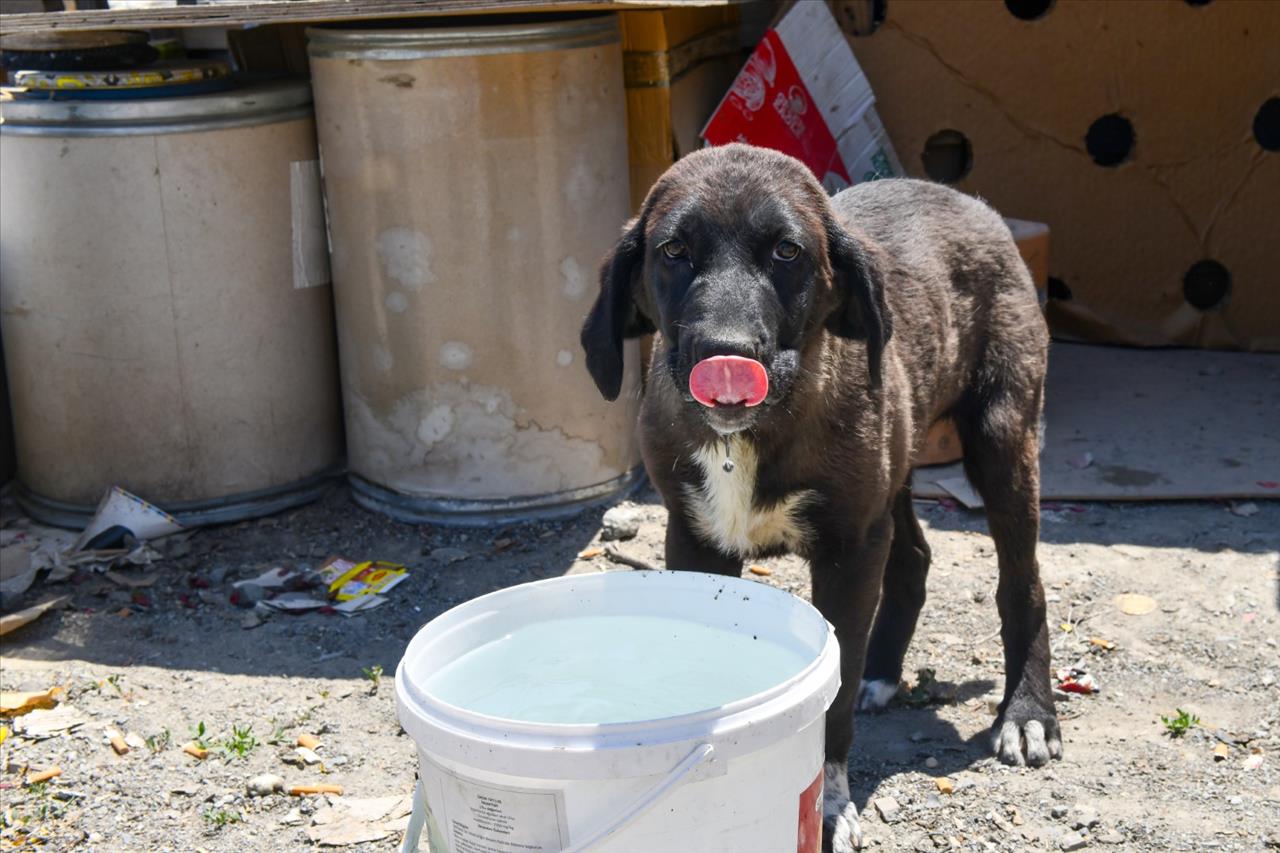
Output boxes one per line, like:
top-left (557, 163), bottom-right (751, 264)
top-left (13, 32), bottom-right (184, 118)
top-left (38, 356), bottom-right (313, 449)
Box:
top-left (821, 761), bottom-right (862, 852)
top-left (991, 706), bottom-right (1063, 767)
top-left (855, 678), bottom-right (898, 713)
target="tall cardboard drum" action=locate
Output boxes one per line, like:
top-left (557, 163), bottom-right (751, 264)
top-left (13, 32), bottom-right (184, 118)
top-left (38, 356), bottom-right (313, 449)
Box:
top-left (0, 81), bottom-right (344, 527)
top-left (308, 15), bottom-right (642, 524)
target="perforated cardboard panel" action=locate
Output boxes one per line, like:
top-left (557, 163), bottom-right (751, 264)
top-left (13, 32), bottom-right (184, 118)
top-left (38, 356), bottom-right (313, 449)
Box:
top-left (840, 0), bottom-right (1280, 351)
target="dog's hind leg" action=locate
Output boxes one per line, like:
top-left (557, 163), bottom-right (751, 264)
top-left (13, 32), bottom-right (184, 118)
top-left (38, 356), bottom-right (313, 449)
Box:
top-left (954, 376), bottom-right (1061, 767)
top-left (858, 486), bottom-right (931, 711)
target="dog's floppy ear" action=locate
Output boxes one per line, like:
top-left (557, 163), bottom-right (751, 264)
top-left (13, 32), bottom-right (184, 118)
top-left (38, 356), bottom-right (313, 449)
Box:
top-left (580, 216), bottom-right (656, 401)
top-left (823, 214), bottom-right (893, 389)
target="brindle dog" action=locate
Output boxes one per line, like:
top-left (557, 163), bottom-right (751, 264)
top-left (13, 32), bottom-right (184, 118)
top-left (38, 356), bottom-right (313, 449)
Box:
top-left (581, 143), bottom-right (1057, 851)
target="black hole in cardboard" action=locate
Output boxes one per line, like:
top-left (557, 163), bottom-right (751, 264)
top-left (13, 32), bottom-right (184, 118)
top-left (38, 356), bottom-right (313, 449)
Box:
top-left (1184, 0), bottom-right (1214, 6)
top-left (1047, 277), bottom-right (1072, 301)
top-left (1005, 0), bottom-right (1055, 21)
top-left (1085, 114), bottom-right (1134, 167)
top-left (921, 129), bottom-right (972, 184)
top-left (1253, 98), bottom-right (1280, 151)
top-left (1183, 260), bottom-right (1231, 311)
top-left (835, 0), bottom-right (888, 36)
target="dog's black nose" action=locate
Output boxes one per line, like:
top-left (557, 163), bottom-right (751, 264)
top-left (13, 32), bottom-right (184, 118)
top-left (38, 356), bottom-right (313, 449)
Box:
top-left (692, 337), bottom-right (762, 364)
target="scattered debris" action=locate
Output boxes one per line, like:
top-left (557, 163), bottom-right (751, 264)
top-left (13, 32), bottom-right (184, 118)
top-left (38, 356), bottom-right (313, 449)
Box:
top-left (182, 742), bottom-right (209, 760)
top-left (1228, 501), bottom-right (1259, 517)
top-left (104, 570), bottom-right (158, 589)
top-left (297, 733), bottom-right (322, 751)
top-left (1088, 637), bottom-right (1117, 652)
top-left (602, 545), bottom-right (660, 572)
top-left (1059, 831), bottom-right (1089, 851)
top-left (748, 565), bottom-right (772, 576)
top-left (934, 477), bottom-right (983, 509)
top-left (935, 777), bottom-right (954, 795)
top-left (24, 766), bottom-right (62, 785)
top-left (248, 773), bottom-right (285, 797)
top-left (873, 796), bottom-right (900, 823)
top-left (1244, 753), bottom-right (1265, 770)
top-left (577, 547), bottom-right (605, 559)
top-left (13, 705), bottom-right (89, 739)
top-left (295, 746), bottom-right (322, 765)
top-left (0, 686), bottom-right (62, 716)
top-left (0, 594), bottom-right (72, 637)
top-left (1213, 743), bottom-right (1230, 761)
top-left (1056, 667), bottom-right (1100, 695)
top-left (291, 783), bottom-right (344, 796)
top-left (319, 557), bottom-right (408, 615)
top-left (1115, 593), bottom-right (1157, 615)
top-left (430, 547), bottom-right (469, 564)
top-left (1066, 451), bottom-right (1095, 470)
top-left (600, 506), bottom-right (643, 541)
top-left (106, 728), bottom-right (130, 755)
top-left (73, 486), bottom-right (183, 551)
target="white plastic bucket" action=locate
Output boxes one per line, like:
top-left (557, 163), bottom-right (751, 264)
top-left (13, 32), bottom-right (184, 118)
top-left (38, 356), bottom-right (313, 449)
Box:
top-left (395, 570), bottom-right (840, 853)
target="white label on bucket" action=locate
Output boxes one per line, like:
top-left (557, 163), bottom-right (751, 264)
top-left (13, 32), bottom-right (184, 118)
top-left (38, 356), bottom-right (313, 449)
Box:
top-left (291, 160), bottom-right (332, 289)
top-left (424, 756), bottom-right (568, 853)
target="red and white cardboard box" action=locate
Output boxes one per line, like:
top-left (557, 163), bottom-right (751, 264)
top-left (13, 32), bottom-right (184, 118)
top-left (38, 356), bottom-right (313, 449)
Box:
top-left (701, 1), bottom-right (903, 192)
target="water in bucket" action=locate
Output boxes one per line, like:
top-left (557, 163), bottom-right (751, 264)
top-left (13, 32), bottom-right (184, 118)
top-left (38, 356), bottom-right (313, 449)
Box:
top-left (424, 614), bottom-right (811, 724)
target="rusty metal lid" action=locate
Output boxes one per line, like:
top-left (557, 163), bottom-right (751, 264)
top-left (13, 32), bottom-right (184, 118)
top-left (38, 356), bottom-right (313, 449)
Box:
top-left (0, 78), bottom-right (312, 136)
top-left (306, 13), bottom-right (618, 61)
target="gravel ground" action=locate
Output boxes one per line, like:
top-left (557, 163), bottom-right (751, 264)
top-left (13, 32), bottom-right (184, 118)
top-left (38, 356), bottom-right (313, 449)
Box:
top-left (1, 483), bottom-right (1278, 852)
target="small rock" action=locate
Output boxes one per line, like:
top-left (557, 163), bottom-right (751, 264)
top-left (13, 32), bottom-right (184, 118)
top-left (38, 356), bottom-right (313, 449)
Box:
top-left (924, 756), bottom-right (939, 769)
top-left (241, 612), bottom-right (264, 630)
top-left (280, 807), bottom-right (305, 826)
top-left (1060, 831), bottom-right (1089, 851)
top-left (170, 783), bottom-right (201, 797)
top-left (600, 506), bottom-right (642, 541)
top-left (1051, 804), bottom-right (1070, 819)
top-left (1227, 795), bottom-right (1242, 806)
top-left (431, 547), bottom-right (468, 564)
top-left (872, 796), bottom-right (900, 823)
top-left (247, 774), bottom-right (284, 797)
top-left (909, 730), bottom-right (926, 743)
top-left (1095, 830), bottom-right (1125, 845)
top-left (1070, 806), bottom-right (1100, 830)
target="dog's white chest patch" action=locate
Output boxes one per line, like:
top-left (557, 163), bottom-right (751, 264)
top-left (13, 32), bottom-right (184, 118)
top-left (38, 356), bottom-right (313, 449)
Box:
top-left (683, 437), bottom-right (813, 557)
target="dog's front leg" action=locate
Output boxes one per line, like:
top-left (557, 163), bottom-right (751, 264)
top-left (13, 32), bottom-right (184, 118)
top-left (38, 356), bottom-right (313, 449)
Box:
top-left (662, 504), bottom-right (743, 576)
top-left (809, 518), bottom-right (894, 853)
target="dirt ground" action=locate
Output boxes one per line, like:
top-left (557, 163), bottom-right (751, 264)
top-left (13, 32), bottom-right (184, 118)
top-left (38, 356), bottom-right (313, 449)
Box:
top-left (1, 482), bottom-right (1278, 852)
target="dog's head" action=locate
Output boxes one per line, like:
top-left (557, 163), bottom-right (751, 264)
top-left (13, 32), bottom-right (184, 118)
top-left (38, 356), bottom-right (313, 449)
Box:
top-left (580, 143), bottom-right (892, 435)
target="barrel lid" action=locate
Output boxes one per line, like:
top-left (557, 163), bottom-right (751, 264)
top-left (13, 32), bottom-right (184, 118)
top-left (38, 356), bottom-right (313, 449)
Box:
top-left (0, 77), bottom-right (312, 136)
top-left (306, 12), bottom-right (618, 60)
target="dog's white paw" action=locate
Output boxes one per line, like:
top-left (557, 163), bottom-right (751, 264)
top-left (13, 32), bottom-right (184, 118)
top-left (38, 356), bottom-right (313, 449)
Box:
top-left (821, 761), bottom-right (862, 852)
top-left (855, 678), bottom-right (898, 712)
top-left (992, 717), bottom-right (1063, 767)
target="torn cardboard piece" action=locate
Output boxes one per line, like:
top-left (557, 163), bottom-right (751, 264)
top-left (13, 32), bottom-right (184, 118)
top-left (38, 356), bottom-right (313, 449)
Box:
top-left (0, 594), bottom-right (71, 637)
top-left (702, 0), bottom-right (902, 191)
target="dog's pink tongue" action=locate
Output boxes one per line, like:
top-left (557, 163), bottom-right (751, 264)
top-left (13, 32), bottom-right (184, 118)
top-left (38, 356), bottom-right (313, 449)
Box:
top-left (689, 356), bottom-right (769, 408)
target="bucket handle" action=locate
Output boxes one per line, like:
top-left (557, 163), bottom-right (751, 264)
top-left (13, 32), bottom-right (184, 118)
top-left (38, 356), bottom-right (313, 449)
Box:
top-left (399, 743), bottom-right (715, 853)
top-left (563, 742), bottom-right (714, 853)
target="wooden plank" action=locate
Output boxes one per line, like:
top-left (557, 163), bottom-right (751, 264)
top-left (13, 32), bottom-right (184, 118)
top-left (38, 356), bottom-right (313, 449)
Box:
top-left (0, 0), bottom-right (737, 35)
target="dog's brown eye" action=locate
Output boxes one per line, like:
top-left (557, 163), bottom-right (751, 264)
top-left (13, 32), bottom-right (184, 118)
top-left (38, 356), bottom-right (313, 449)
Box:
top-left (661, 240), bottom-right (688, 260)
top-left (773, 240), bottom-right (801, 261)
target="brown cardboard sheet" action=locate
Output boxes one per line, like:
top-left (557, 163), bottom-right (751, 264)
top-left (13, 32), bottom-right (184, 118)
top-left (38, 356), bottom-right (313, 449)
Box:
top-left (845, 0), bottom-right (1280, 351)
top-left (914, 343), bottom-right (1280, 501)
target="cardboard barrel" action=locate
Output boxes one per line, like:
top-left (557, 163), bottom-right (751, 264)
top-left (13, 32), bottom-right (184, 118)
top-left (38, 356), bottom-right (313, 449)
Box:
top-left (0, 80), bottom-right (343, 528)
top-left (308, 15), bottom-right (642, 524)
